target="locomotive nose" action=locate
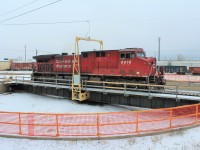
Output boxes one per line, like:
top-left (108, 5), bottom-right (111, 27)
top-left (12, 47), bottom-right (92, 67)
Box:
top-left (148, 62), bottom-right (153, 65)
top-left (147, 58), bottom-right (156, 66)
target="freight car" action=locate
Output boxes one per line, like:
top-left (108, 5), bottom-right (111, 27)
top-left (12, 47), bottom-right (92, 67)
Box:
top-left (11, 62), bottom-right (35, 71)
top-left (33, 48), bottom-right (165, 85)
top-left (189, 67), bottom-right (200, 75)
top-left (0, 60), bottom-right (12, 71)
top-left (157, 66), bottom-right (187, 75)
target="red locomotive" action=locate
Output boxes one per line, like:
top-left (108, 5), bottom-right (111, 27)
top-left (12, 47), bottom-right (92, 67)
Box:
top-left (33, 48), bottom-right (165, 85)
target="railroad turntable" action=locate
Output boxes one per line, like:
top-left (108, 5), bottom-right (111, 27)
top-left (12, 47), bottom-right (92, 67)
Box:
top-left (0, 38), bottom-right (200, 150)
top-left (2, 37), bottom-right (200, 108)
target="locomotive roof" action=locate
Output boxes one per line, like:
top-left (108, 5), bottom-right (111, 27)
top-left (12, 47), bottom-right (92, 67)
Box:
top-left (81, 48), bottom-right (144, 53)
top-left (33, 54), bottom-right (59, 60)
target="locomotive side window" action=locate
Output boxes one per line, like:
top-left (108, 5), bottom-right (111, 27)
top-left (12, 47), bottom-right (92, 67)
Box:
top-left (137, 52), bottom-right (145, 58)
top-left (120, 54), bottom-right (125, 59)
top-left (96, 52), bottom-right (100, 57)
top-left (82, 53), bottom-right (88, 57)
top-left (131, 53), bottom-right (135, 58)
top-left (126, 54), bottom-right (131, 59)
top-left (95, 51), bottom-right (105, 57)
top-left (101, 52), bottom-right (105, 57)
top-left (120, 53), bottom-right (134, 59)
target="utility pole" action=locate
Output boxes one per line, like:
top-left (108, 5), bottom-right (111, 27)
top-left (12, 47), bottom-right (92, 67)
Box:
top-left (158, 37), bottom-right (161, 61)
top-left (36, 49), bottom-right (38, 56)
top-left (25, 45), bottom-right (26, 62)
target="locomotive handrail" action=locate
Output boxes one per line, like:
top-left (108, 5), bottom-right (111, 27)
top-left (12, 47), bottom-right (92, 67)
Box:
top-left (11, 75), bottom-right (199, 92)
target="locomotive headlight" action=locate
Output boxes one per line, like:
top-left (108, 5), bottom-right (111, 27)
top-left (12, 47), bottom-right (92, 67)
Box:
top-left (148, 62), bottom-right (152, 65)
top-left (136, 72), bottom-right (140, 74)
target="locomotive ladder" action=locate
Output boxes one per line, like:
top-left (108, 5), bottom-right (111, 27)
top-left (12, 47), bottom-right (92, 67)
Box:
top-left (72, 36), bottom-right (104, 101)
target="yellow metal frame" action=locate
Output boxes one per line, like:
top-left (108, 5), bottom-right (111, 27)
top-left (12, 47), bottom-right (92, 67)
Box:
top-left (72, 36), bottom-right (104, 101)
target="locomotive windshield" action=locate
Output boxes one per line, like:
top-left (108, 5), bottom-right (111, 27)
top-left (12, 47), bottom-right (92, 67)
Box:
top-left (136, 52), bottom-right (145, 58)
top-left (120, 53), bottom-right (135, 59)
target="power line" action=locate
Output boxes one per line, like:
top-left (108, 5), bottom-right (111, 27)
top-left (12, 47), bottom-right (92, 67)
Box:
top-left (85, 20), bottom-right (90, 38)
top-left (0, 0), bottom-right (40, 17)
top-left (0, 0), bottom-right (62, 23)
top-left (0, 49), bottom-right (52, 53)
top-left (0, 20), bottom-right (88, 26)
top-left (0, 20), bottom-right (91, 38)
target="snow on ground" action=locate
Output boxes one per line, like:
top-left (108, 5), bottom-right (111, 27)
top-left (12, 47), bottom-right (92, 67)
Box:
top-left (0, 93), bottom-right (144, 113)
top-left (0, 71), bottom-right (32, 74)
top-left (0, 93), bottom-right (200, 150)
top-left (0, 125), bottom-right (200, 150)
top-left (165, 73), bottom-right (200, 82)
top-left (0, 71), bottom-right (32, 82)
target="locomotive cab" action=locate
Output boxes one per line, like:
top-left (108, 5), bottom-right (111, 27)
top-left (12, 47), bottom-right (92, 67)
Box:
top-left (118, 48), bottom-right (165, 85)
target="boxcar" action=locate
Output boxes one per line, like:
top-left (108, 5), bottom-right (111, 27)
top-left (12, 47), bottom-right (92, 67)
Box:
top-left (189, 67), bottom-right (200, 75)
top-left (11, 62), bottom-right (35, 71)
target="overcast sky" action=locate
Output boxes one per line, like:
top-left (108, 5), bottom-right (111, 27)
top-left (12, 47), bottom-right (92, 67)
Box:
top-left (0, 0), bottom-right (200, 61)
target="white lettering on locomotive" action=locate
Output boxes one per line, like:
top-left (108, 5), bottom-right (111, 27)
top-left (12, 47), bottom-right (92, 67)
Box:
top-left (121, 61), bottom-right (131, 65)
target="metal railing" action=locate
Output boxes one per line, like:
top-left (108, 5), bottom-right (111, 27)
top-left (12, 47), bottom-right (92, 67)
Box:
top-left (1, 76), bottom-right (200, 99)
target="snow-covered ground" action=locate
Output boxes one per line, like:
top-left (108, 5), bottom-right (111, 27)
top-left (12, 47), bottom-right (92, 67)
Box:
top-left (1, 126), bottom-right (200, 150)
top-left (0, 71), bottom-right (32, 75)
top-left (0, 93), bottom-right (144, 113)
top-left (0, 71), bottom-right (32, 82)
top-left (0, 92), bottom-right (200, 150)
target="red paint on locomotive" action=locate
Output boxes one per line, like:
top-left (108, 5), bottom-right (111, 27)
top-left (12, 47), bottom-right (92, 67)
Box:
top-left (33, 48), bottom-right (165, 84)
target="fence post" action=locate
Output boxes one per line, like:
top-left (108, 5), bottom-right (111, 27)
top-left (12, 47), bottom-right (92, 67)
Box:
top-left (28, 114), bottom-right (35, 136)
top-left (170, 108), bottom-right (172, 128)
top-left (136, 112), bottom-right (139, 133)
top-left (18, 113), bottom-right (22, 135)
top-left (176, 86), bottom-right (178, 102)
top-left (196, 104), bottom-right (199, 124)
top-left (97, 113), bottom-right (100, 137)
top-left (56, 114), bottom-right (59, 136)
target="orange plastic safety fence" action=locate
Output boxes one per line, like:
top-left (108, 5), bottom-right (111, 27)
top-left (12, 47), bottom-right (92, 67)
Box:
top-left (0, 104), bottom-right (200, 138)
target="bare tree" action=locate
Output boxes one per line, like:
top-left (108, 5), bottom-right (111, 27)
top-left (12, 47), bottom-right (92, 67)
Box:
top-left (177, 54), bottom-right (185, 61)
